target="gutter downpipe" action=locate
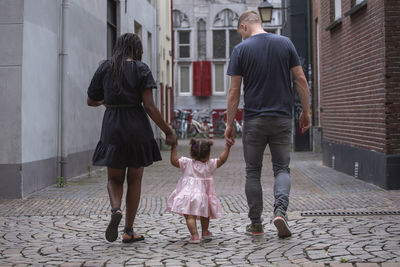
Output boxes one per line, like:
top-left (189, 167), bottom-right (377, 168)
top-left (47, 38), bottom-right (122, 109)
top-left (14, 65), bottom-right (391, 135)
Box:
top-left (57, 0), bottom-right (68, 179)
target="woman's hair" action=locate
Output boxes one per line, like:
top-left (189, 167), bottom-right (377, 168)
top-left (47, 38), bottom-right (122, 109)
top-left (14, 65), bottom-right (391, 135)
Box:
top-left (190, 138), bottom-right (213, 161)
top-left (110, 33), bottom-right (143, 87)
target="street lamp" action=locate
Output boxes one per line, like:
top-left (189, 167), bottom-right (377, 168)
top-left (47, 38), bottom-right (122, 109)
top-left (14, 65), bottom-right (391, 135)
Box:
top-left (258, 0), bottom-right (273, 23)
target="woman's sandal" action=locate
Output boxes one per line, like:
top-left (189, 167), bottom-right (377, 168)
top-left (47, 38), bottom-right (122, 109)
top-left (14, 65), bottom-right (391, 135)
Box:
top-left (122, 227), bottom-right (145, 243)
top-left (105, 208), bottom-right (122, 242)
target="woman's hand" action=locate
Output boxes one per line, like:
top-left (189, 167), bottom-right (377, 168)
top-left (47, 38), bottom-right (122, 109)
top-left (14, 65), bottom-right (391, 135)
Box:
top-left (165, 132), bottom-right (177, 147)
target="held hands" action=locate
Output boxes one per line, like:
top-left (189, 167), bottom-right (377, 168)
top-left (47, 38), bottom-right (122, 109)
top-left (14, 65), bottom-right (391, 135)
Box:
top-left (299, 111), bottom-right (311, 135)
top-left (165, 131), bottom-right (177, 147)
top-left (224, 125), bottom-right (235, 147)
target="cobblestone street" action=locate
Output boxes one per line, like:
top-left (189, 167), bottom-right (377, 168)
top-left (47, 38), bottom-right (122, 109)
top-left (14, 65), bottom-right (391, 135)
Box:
top-left (1, 139), bottom-right (399, 266)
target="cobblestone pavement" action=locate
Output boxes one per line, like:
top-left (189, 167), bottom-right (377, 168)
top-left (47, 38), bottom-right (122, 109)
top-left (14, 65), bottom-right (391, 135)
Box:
top-left (1, 139), bottom-right (400, 266)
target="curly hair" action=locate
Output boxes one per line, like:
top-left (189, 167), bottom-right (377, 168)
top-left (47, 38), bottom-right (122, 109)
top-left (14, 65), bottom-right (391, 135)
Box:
top-left (190, 138), bottom-right (213, 161)
top-left (110, 33), bottom-right (143, 88)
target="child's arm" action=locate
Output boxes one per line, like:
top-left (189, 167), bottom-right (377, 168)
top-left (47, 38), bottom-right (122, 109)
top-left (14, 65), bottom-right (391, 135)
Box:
top-left (170, 144), bottom-right (180, 168)
top-left (217, 143), bottom-right (231, 168)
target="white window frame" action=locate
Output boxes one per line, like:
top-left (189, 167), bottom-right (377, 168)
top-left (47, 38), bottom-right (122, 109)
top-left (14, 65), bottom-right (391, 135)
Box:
top-left (355, 0), bottom-right (363, 5)
top-left (212, 62), bottom-right (227, 95)
top-left (177, 29), bottom-right (191, 59)
top-left (212, 28), bottom-right (240, 59)
top-left (178, 63), bottom-right (192, 96)
top-left (334, 0), bottom-right (342, 20)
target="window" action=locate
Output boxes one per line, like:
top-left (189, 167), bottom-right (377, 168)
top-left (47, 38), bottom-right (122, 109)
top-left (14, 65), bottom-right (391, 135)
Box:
top-left (212, 9), bottom-right (241, 59)
top-left (334, 0), bottom-right (342, 20)
top-left (107, 0), bottom-right (117, 58)
top-left (178, 31), bottom-right (190, 58)
top-left (197, 19), bottom-right (206, 59)
top-left (229, 30), bottom-right (241, 56)
top-left (134, 21), bottom-right (142, 40)
top-left (355, 0), bottom-right (363, 4)
top-left (213, 30), bottom-right (226, 59)
top-left (179, 65), bottom-right (191, 94)
top-left (147, 32), bottom-right (152, 69)
top-left (214, 64), bottom-right (226, 94)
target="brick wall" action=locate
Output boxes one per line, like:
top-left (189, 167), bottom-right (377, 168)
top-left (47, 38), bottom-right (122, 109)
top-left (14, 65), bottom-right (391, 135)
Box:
top-left (311, 0), bottom-right (321, 127)
top-left (319, 0), bottom-right (387, 154)
top-left (384, 1), bottom-right (400, 155)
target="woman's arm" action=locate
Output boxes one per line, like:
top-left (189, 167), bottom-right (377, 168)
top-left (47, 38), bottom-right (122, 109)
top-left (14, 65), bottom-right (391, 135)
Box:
top-left (141, 88), bottom-right (176, 146)
top-left (217, 144), bottom-right (231, 168)
top-left (87, 97), bottom-right (104, 107)
top-left (170, 145), bottom-right (180, 168)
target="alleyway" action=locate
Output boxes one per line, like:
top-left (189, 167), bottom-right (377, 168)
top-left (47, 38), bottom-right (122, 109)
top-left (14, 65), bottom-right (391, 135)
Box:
top-left (0, 139), bottom-right (399, 266)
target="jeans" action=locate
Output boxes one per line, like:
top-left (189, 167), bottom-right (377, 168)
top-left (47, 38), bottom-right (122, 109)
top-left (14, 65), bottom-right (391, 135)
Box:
top-left (242, 116), bottom-right (292, 225)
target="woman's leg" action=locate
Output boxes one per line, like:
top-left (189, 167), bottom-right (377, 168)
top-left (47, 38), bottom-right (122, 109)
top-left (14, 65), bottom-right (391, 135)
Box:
top-left (184, 215), bottom-right (199, 236)
top-left (105, 167), bottom-right (125, 242)
top-left (123, 167), bottom-right (144, 239)
top-left (107, 167), bottom-right (126, 209)
top-left (200, 217), bottom-right (210, 232)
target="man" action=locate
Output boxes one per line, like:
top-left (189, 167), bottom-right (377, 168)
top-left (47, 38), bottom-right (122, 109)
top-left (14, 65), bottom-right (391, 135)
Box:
top-left (225, 11), bottom-right (311, 238)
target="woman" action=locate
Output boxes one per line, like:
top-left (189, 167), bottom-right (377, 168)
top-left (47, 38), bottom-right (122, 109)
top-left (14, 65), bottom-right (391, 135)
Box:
top-left (87, 33), bottom-right (176, 243)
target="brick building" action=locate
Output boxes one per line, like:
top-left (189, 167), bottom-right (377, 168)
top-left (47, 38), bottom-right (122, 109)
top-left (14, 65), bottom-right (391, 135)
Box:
top-left (311, 0), bottom-right (400, 189)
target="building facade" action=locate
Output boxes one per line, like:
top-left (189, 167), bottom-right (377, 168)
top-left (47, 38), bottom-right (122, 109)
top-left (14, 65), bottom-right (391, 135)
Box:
top-left (173, 0), bottom-right (284, 112)
top-left (311, 0), bottom-right (400, 189)
top-left (0, 0), bottom-right (172, 198)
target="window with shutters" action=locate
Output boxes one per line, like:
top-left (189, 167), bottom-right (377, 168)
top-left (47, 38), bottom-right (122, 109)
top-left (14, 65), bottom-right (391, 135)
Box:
top-left (179, 64), bottom-right (191, 95)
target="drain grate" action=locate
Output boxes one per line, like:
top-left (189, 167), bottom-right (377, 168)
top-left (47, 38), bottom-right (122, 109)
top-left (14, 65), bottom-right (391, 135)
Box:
top-left (301, 210), bottom-right (400, 217)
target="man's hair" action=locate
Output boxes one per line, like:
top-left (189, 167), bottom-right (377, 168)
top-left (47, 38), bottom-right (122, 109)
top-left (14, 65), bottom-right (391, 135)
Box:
top-left (237, 10), bottom-right (262, 30)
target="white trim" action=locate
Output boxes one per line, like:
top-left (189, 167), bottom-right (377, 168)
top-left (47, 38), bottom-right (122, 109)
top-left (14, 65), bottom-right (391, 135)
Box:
top-left (334, 0), bottom-right (342, 20)
top-left (213, 62), bottom-right (226, 96)
top-left (178, 63), bottom-right (192, 96)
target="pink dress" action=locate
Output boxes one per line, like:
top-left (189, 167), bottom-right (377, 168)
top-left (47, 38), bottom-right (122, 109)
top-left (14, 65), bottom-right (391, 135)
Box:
top-left (166, 157), bottom-right (223, 219)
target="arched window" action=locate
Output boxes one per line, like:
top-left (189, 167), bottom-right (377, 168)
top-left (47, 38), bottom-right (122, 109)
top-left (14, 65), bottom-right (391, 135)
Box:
top-left (173, 10), bottom-right (190, 28)
top-left (212, 9), bottom-right (241, 95)
top-left (173, 10), bottom-right (191, 59)
top-left (197, 19), bottom-right (206, 59)
top-left (213, 8), bottom-right (239, 27)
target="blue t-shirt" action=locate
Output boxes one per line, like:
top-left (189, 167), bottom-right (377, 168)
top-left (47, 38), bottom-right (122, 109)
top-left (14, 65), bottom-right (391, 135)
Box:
top-left (227, 33), bottom-right (301, 120)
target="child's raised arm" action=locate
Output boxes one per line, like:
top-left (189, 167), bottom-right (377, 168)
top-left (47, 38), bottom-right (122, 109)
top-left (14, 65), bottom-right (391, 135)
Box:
top-left (170, 144), bottom-right (180, 168)
top-left (217, 143), bottom-right (231, 168)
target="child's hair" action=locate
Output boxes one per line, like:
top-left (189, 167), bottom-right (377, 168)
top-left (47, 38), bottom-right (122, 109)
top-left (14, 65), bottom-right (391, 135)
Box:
top-left (190, 138), bottom-right (213, 161)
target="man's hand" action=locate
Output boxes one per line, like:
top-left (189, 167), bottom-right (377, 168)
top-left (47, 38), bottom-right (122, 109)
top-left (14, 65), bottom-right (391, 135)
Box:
top-left (299, 111), bottom-right (311, 134)
top-left (224, 125), bottom-right (235, 146)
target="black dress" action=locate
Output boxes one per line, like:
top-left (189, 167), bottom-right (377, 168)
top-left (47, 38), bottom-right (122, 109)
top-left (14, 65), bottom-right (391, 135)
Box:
top-left (87, 60), bottom-right (162, 169)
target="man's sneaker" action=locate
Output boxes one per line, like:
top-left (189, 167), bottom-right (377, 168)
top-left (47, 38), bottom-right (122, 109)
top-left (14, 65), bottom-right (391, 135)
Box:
top-left (245, 223), bottom-right (264, 236)
top-left (272, 210), bottom-right (292, 238)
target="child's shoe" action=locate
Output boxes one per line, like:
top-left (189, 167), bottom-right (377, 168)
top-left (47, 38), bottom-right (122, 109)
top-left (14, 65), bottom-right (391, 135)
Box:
top-left (188, 234), bottom-right (200, 244)
top-left (201, 230), bottom-right (213, 240)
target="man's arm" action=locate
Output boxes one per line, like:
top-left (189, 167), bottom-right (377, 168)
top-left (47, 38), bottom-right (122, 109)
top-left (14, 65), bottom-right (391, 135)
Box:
top-left (225, 75), bottom-right (242, 145)
top-left (291, 65), bottom-right (311, 133)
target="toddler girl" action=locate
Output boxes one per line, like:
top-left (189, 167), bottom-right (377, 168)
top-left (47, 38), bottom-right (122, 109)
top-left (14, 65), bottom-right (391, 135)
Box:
top-left (166, 138), bottom-right (231, 243)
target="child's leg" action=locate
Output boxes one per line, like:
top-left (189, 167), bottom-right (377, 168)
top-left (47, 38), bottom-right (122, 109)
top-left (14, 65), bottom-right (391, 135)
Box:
top-left (200, 217), bottom-right (210, 232)
top-left (184, 215), bottom-right (199, 236)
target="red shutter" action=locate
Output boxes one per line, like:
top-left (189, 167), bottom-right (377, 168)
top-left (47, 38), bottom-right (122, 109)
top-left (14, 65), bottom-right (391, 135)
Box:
top-left (193, 61), bottom-right (202, 96)
top-left (201, 61), bottom-right (212, 96)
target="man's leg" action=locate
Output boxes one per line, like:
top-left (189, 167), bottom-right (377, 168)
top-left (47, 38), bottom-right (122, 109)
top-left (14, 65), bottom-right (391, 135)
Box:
top-left (242, 118), bottom-right (268, 227)
top-left (268, 118), bottom-right (292, 237)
